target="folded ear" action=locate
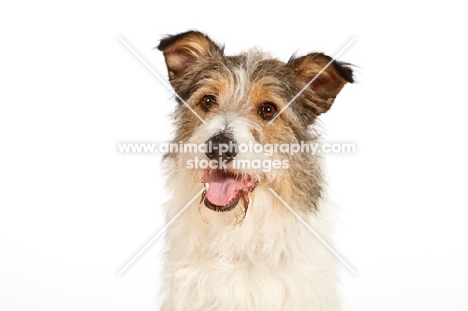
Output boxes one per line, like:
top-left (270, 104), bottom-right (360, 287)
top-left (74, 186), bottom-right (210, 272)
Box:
top-left (157, 31), bottom-right (223, 80)
top-left (288, 53), bottom-right (353, 115)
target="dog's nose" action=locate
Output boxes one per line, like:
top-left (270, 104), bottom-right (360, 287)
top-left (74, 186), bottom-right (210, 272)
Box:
top-left (205, 133), bottom-right (238, 163)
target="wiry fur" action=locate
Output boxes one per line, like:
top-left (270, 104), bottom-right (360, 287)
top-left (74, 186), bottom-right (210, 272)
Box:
top-left (157, 31), bottom-right (353, 311)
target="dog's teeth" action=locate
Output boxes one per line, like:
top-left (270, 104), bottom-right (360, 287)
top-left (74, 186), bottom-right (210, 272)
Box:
top-left (205, 183), bottom-right (210, 190)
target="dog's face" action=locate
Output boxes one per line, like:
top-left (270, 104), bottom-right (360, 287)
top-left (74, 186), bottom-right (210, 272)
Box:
top-left (158, 31), bottom-right (352, 214)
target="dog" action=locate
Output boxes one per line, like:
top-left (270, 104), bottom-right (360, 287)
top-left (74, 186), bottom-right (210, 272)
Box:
top-left (157, 30), bottom-right (353, 311)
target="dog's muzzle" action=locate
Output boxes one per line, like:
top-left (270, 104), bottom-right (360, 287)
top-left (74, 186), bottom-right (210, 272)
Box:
top-left (205, 132), bottom-right (238, 164)
top-left (201, 133), bottom-right (256, 212)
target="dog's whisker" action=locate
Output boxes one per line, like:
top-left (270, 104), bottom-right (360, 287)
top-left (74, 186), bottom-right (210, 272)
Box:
top-left (242, 193), bottom-right (249, 220)
top-left (199, 189), bottom-right (207, 204)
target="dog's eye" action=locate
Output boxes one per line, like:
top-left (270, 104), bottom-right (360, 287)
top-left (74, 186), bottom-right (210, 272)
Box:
top-left (201, 95), bottom-right (217, 111)
top-left (258, 102), bottom-right (277, 120)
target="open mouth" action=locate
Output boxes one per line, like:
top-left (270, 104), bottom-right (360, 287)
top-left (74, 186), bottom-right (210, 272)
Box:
top-left (202, 169), bottom-right (257, 212)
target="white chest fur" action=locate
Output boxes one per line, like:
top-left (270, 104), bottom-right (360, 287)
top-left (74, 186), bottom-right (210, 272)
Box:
top-left (161, 171), bottom-right (340, 311)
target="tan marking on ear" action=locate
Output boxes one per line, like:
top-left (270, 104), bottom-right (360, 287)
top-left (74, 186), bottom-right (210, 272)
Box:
top-left (158, 31), bottom-right (223, 80)
top-left (289, 53), bottom-right (353, 114)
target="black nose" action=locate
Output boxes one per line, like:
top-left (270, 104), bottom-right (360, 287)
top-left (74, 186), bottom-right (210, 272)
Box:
top-left (205, 133), bottom-right (238, 163)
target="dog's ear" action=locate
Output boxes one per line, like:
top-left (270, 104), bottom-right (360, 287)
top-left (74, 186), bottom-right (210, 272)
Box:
top-left (158, 31), bottom-right (223, 80)
top-left (288, 53), bottom-right (353, 115)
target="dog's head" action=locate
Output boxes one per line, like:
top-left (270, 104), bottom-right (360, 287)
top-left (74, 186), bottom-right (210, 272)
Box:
top-left (158, 31), bottom-right (353, 214)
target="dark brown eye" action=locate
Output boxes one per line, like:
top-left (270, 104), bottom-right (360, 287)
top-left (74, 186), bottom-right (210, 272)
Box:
top-left (258, 102), bottom-right (277, 120)
top-left (201, 95), bottom-right (217, 111)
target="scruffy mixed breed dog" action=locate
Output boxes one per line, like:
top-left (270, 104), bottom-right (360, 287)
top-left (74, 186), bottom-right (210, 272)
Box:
top-left (157, 31), bottom-right (353, 310)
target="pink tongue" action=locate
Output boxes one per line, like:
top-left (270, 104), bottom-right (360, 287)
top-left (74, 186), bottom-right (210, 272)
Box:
top-left (203, 170), bottom-right (245, 206)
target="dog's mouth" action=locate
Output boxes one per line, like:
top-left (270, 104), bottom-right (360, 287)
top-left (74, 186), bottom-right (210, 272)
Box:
top-left (202, 169), bottom-right (257, 212)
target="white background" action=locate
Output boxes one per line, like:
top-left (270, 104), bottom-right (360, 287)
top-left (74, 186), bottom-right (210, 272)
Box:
top-left (1, 1), bottom-right (467, 310)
